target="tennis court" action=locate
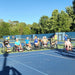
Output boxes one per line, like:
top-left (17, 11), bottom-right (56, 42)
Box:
top-left (0, 49), bottom-right (75, 75)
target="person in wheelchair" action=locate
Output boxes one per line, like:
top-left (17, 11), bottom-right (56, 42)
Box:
top-left (65, 38), bottom-right (72, 51)
top-left (14, 38), bottom-right (23, 52)
top-left (25, 37), bottom-right (32, 50)
top-left (3, 38), bottom-right (11, 52)
top-left (50, 36), bottom-right (56, 48)
top-left (41, 36), bottom-right (48, 48)
top-left (54, 34), bottom-right (58, 48)
top-left (34, 36), bottom-right (39, 48)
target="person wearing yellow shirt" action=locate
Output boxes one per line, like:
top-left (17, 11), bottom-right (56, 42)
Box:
top-left (8, 36), bottom-right (10, 40)
top-left (54, 34), bottom-right (58, 48)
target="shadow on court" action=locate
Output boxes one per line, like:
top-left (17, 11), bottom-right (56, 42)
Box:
top-left (55, 48), bottom-right (75, 59)
top-left (0, 52), bottom-right (22, 75)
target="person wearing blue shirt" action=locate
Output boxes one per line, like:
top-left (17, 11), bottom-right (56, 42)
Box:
top-left (64, 34), bottom-right (68, 48)
top-left (15, 38), bottom-right (22, 50)
top-left (25, 37), bottom-right (31, 47)
top-left (34, 36), bottom-right (39, 46)
top-left (64, 35), bottom-right (68, 41)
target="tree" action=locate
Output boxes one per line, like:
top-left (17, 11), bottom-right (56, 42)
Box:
top-left (23, 26), bottom-right (31, 35)
top-left (18, 22), bottom-right (26, 35)
top-left (57, 11), bottom-right (72, 32)
top-left (31, 22), bottom-right (40, 34)
top-left (0, 22), bottom-right (10, 37)
top-left (48, 10), bottom-right (59, 33)
top-left (39, 16), bottom-right (49, 33)
top-left (66, 6), bottom-right (75, 31)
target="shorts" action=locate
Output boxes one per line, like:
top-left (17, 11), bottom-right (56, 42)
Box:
top-left (35, 43), bottom-right (38, 44)
top-left (43, 42), bottom-right (47, 45)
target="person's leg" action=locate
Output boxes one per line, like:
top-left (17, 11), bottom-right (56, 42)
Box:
top-left (7, 44), bottom-right (11, 47)
top-left (56, 40), bottom-right (57, 44)
top-left (64, 41), bottom-right (66, 48)
top-left (67, 45), bottom-right (70, 51)
top-left (6, 44), bottom-right (11, 52)
top-left (69, 45), bottom-right (72, 51)
top-left (29, 43), bottom-right (31, 47)
top-left (55, 40), bottom-right (58, 48)
top-left (19, 44), bottom-right (22, 49)
top-left (65, 45), bottom-right (68, 50)
top-left (44, 42), bottom-right (47, 47)
top-left (36, 43), bottom-right (38, 46)
top-left (19, 45), bottom-right (23, 51)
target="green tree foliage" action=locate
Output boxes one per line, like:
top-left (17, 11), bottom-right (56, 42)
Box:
top-left (39, 16), bottom-right (49, 33)
top-left (49, 10), bottom-right (59, 32)
top-left (0, 22), bottom-right (10, 37)
top-left (23, 26), bottom-right (31, 35)
top-left (66, 6), bottom-right (75, 31)
top-left (57, 11), bottom-right (72, 32)
top-left (18, 22), bottom-right (26, 35)
top-left (31, 22), bottom-right (40, 34)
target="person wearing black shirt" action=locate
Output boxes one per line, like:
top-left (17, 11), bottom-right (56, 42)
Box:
top-left (3, 40), bottom-right (9, 47)
top-left (2, 39), bottom-right (11, 52)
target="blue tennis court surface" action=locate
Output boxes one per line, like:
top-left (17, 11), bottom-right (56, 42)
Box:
top-left (0, 49), bottom-right (75, 75)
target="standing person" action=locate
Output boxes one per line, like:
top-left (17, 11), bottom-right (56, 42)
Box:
top-left (64, 34), bottom-right (68, 42)
top-left (54, 34), bottom-right (58, 48)
top-left (54, 34), bottom-right (57, 43)
top-left (64, 34), bottom-right (68, 46)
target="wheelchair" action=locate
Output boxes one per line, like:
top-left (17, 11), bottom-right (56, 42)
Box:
top-left (1, 45), bottom-right (12, 53)
top-left (41, 42), bottom-right (49, 49)
top-left (13, 45), bottom-right (23, 52)
top-left (33, 43), bottom-right (40, 50)
top-left (50, 41), bottom-right (58, 49)
top-left (23, 44), bottom-right (32, 51)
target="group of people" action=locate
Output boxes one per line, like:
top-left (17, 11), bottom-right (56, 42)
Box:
top-left (25, 36), bottom-right (49, 49)
top-left (2, 34), bottom-right (72, 52)
top-left (2, 35), bottom-right (50, 52)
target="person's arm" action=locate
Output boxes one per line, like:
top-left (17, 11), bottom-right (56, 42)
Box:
top-left (64, 36), bottom-right (65, 41)
top-left (24, 40), bottom-right (26, 44)
top-left (15, 44), bottom-right (18, 47)
top-left (38, 39), bottom-right (39, 44)
top-left (41, 39), bottom-right (43, 43)
top-left (29, 40), bottom-right (30, 44)
top-left (3, 41), bottom-right (5, 47)
top-left (2, 43), bottom-right (5, 47)
top-left (70, 42), bottom-right (72, 48)
top-left (15, 42), bottom-right (19, 47)
top-left (47, 39), bottom-right (48, 42)
top-left (7, 41), bottom-right (9, 44)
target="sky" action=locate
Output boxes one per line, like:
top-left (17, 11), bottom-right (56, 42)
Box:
top-left (0, 0), bottom-right (73, 24)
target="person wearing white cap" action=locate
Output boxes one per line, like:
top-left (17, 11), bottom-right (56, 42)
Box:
top-left (15, 38), bottom-right (23, 51)
top-left (41, 36), bottom-right (48, 47)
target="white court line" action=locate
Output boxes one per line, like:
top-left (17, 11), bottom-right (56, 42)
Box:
top-left (9, 58), bottom-right (48, 75)
top-left (41, 53), bottom-right (75, 61)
